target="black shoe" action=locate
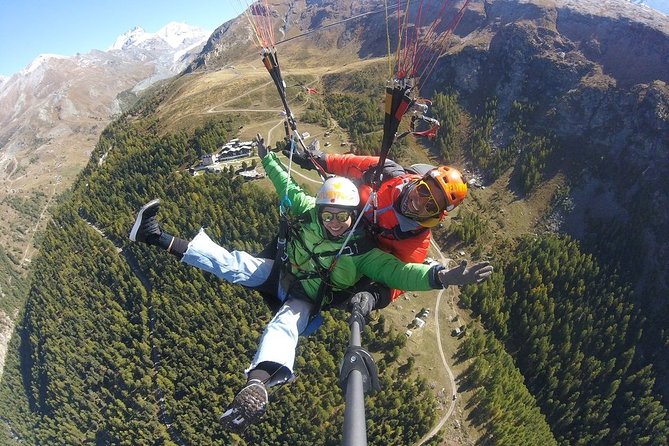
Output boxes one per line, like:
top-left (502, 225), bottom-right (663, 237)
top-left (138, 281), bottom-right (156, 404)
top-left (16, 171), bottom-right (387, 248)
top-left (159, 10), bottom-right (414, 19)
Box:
top-left (129, 199), bottom-right (162, 244)
top-left (220, 380), bottom-right (268, 433)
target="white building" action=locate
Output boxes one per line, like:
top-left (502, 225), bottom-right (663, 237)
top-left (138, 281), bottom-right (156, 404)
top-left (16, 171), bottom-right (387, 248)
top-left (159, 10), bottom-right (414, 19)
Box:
top-left (239, 169), bottom-right (265, 180)
top-left (218, 146), bottom-right (252, 161)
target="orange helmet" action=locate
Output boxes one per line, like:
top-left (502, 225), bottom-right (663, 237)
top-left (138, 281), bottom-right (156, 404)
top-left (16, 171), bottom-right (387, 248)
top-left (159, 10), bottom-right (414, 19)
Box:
top-left (416, 166), bottom-right (468, 227)
top-left (427, 166), bottom-right (467, 210)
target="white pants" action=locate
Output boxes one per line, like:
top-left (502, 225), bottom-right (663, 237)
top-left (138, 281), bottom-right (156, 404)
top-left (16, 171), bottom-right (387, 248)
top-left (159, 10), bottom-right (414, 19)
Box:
top-left (181, 229), bottom-right (314, 379)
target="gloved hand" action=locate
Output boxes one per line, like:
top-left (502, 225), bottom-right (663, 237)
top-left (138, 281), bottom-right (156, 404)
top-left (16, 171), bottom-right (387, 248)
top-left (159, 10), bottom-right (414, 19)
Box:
top-left (282, 139), bottom-right (325, 170)
top-left (438, 260), bottom-right (493, 287)
top-left (348, 291), bottom-right (377, 317)
top-left (255, 133), bottom-right (270, 159)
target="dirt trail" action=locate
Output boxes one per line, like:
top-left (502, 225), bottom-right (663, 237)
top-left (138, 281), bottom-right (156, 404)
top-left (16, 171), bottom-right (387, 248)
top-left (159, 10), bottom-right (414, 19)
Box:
top-left (414, 240), bottom-right (457, 445)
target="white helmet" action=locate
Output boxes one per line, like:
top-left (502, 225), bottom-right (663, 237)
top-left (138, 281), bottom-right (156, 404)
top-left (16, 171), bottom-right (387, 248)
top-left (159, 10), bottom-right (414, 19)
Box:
top-left (316, 176), bottom-right (360, 207)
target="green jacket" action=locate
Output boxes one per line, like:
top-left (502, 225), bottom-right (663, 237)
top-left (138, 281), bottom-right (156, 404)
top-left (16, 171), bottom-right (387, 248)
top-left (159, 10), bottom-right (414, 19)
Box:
top-left (262, 152), bottom-right (441, 305)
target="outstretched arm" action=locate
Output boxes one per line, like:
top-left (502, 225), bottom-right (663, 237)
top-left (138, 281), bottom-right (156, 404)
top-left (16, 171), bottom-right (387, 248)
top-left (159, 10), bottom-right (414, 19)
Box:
top-left (261, 152), bottom-right (315, 215)
top-left (355, 248), bottom-right (440, 292)
top-left (356, 249), bottom-right (493, 291)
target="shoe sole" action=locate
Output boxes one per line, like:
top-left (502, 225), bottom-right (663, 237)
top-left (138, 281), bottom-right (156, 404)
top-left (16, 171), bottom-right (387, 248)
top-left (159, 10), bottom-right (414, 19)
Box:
top-left (129, 199), bottom-right (160, 242)
top-left (220, 382), bottom-right (268, 433)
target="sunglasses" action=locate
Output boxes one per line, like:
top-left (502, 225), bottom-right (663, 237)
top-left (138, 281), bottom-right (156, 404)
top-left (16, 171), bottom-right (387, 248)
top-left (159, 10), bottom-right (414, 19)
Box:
top-left (415, 179), bottom-right (457, 214)
top-left (320, 210), bottom-right (352, 223)
top-left (415, 180), bottom-right (442, 214)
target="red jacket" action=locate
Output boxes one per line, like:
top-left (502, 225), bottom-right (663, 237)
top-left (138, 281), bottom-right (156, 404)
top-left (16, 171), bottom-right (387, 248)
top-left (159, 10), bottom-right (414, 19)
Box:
top-left (325, 154), bottom-right (433, 300)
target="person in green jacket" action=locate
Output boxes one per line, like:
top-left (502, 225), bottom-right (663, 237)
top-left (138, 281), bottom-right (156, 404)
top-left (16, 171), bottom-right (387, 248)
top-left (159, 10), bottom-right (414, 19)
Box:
top-left (129, 146), bottom-right (493, 433)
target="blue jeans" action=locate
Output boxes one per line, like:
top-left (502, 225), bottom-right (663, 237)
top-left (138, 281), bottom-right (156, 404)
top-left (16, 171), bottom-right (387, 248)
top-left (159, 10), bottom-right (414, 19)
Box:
top-left (181, 229), bottom-right (318, 382)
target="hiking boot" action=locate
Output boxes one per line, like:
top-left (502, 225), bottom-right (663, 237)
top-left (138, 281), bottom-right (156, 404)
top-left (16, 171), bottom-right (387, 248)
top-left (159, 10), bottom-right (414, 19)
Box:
top-left (220, 380), bottom-right (268, 433)
top-left (129, 199), bottom-right (162, 244)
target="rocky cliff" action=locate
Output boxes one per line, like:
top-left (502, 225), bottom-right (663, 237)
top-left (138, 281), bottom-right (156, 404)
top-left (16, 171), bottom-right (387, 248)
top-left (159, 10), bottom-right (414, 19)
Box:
top-left (432, 0), bottom-right (669, 300)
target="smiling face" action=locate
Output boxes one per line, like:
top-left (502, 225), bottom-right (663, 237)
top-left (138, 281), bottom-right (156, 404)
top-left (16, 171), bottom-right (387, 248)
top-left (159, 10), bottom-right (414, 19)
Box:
top-left (402, 178), bottom-right (449, 219)
top-left (319, 206), bottom-right (353, 237)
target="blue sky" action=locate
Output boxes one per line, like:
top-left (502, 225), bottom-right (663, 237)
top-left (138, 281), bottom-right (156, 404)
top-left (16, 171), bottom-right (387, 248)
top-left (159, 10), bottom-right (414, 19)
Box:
top-left (647, 0), bottom-right (669, 14)
top-left (0, 0), bottom-right (241, 76)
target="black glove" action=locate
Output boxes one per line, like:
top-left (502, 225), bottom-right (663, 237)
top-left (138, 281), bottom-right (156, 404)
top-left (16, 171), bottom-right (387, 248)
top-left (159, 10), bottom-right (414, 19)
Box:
top-left (438, 260), bottom-right (493, 287)
top-left (348, 291), bottom-right (377, 317)
top-left (255, 133), bottom-right (269, 159)
top-left (282, 140), bottom-right (325, 170)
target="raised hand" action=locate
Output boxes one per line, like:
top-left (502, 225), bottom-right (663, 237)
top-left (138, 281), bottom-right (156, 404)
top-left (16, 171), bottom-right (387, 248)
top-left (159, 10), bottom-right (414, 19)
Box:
top-left (438, 260), bottom-right (493, 287)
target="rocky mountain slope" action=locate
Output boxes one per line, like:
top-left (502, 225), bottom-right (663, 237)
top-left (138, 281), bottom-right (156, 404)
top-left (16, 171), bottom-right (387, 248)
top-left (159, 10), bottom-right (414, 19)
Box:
top-left (437, 0), bottom-right (669, 394)
top-left (436, 0), bottom-right (669, 300)
top-left (0, 22), bottom-right (209, 252)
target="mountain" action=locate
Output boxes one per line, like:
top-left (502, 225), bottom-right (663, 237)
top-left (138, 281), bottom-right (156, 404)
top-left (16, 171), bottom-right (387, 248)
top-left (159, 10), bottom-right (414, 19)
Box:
top-left (1, 1), bottom-right (669, 445)
top-left (433, 0), bottom-right (669, 295)
top-left (425, 0), bottom-right (669, 403)
top-left (0, 22), bottom-right (209, 268)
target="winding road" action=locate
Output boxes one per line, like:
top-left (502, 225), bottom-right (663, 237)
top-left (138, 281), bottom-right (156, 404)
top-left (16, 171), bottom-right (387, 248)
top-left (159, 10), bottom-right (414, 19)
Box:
top-left (414, 239), bottom-right (458, 445)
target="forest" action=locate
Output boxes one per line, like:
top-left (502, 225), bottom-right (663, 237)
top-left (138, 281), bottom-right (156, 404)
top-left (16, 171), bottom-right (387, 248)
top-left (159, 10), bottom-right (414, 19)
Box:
top-left (460, 235), bottom-right (669, 445)
top-left (0, 111), bottom-right (443, 445)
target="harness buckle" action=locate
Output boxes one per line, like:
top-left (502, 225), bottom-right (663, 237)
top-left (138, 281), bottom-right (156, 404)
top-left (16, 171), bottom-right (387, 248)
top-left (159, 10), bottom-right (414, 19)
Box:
top-left (339, 244), bottom-right (356, 257)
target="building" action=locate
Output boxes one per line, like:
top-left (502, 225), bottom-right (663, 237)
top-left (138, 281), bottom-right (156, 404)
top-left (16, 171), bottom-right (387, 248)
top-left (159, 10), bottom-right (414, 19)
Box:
top-left (239, 169), bottom-right (265, 180)
top-left (417, 308), bottom-right (431, 319)
top-left (218, 146), bottom-right (252, 161)
top-left (191, 138), bottom-right (256, 176)
top-left (451, 325), bottom-right (466, 337)
top-left (218, 139), bottom-right (254, 161)
top-left (200, 153), bottom-right (216, 166)
top-left (412, 318), bottom-right (426, 329)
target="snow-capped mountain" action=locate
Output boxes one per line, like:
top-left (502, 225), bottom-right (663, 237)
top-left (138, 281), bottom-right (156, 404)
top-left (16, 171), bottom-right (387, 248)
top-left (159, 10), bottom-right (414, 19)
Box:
top-left (0, 21), bottom-right (209, 162)
top-left (0, 22), bottom-right (212, 262)
top-left (111, 22), bottom-right (207, 51)
top-left (105, 22), bottom-right (211, 88)
top-left (109, 26), bottom-right (154, 50)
